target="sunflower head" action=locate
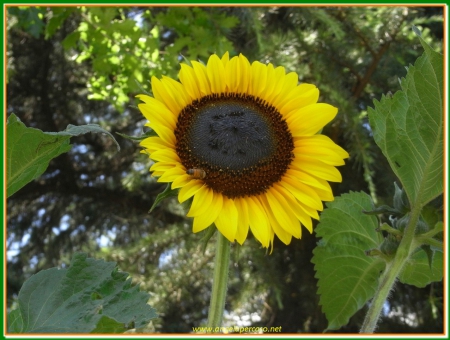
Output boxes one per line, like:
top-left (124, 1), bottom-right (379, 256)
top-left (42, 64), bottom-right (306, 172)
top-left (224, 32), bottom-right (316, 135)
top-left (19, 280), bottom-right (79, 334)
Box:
top-left (138, 52), bottom-right (349, 249)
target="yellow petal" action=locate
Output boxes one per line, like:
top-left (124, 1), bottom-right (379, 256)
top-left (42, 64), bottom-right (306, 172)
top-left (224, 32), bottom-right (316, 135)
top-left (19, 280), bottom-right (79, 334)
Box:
top-left (279, 175), bottom-right (323, 211)
top-left (285, 168), bottom-right (329, 191)
top-left (191, 61), bottom-right (211, 96)
top-left (260, 63), bottom-right (276, 99)
top-left (295, 135), bottom-right (349, 159)
top-left (285, 72), bottom-right (299, 88)
top-left (288, 104), bottom-right (338, 136)
top-left (249, 61), bottom-right (267, 97)
top-left (292, 174), bottom-right (334, 202)
top-left (187, 186), bottom-right (214, 217)
top-left (221, 51), bottom-right (230, 66)
top-left (135, 94), bottom-right (152, 103)
top-left (282, 87), bottom-right (320, 118)
top-left (264, 66), bottom-right (286, 103)
top-left (137, 94), bottom-right (178, 126)
top-left (214, 197), bottom-right (238, 242)
top-left (294, 146), bottom-right (346, 166)
top-left (158, 166), bottom-right (186, 182)
top-left (225, 56), bottom-right (240, 93)
top-left (207, 54), bottom-right (226, 93)
top-left (138, 103), bottom-right (176, 130)
top-left (298, 202), bottom-right (320, 221)
top-left (274, 183), bottom-right (312, 234)
top-left (247, 196), bottom-right (270, 248)
top-left (314, 185), bottom-right (335, 202)
top-left (161, 75), bottom-right (192, 112)
top-left (278, 84), bottom-right (318, 114)
top-left (178, 180), bottom-right (204, 203)
top-left (145, 122), bottom-right (176, 145)
top-left (260, 194), bottom-right (292, 245)
top-left (266, 187), bottom-right (301, 239)
top-left (192, 220), bottom-right (213, 234)
top-left (179, 63), bottom-right (202, 100)
top-left (271, 71), bottom-right (299, 108)
top-left (150, 162), bottom-right (177, 172)
top-left (172, 174), bottom-right (191, 189)
top-left (151, 149), bottom-right (180, 163)
top-left (292, 155), bottom-right (343, 182)
top-left (236, 54), bottom-right (251, 93)
top-left (151, 76), bottom-right (180, 115)
top-left (140, 136), bottom-right (174, 153)
top-left (234, 198), bottom-right (250, 245)
top-left (192, 192), bottom-right (223, 233)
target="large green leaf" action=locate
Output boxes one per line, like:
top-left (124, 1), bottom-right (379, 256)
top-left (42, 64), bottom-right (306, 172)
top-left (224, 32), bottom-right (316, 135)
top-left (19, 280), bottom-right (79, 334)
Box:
top-left (312, 192), bottom-right (385, 331)
top-left (368, 36), bottom-right (443, 207)
top-left (7, 114), bottom-right (120, 197)
top-left (399, 248), bottom-right (443, 288)
top-left (7, 114), bottom-right (71, 198)
top-left (7, 253), bottom-right (157, 333)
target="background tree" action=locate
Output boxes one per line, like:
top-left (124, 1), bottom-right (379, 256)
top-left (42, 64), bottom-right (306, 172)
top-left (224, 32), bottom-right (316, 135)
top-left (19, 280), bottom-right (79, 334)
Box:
top-left (6, 5), bottom-right (444, 333)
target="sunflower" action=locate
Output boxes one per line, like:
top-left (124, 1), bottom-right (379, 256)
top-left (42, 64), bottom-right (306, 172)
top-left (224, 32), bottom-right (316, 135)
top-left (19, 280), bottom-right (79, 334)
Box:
top-left (138, 52), bottom-right (349, 249)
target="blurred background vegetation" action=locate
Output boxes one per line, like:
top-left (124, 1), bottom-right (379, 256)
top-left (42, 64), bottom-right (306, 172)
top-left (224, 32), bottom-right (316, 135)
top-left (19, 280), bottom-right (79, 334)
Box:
top-left (6, 5), bottom-right (444, 333)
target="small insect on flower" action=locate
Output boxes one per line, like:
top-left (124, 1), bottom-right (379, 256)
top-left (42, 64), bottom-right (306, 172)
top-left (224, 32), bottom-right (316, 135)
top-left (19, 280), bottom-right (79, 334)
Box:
top-left (186, 168), bottom-right (206, 179)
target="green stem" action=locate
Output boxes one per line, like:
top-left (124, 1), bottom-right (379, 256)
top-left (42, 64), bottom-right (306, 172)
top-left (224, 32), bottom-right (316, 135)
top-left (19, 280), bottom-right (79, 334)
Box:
top-left (415, 237), bottom-right (443, 250)
top-left (418, 223), bottom-right (443, 239)
top-left (206, 232), bottom-right (231, 330)
top-left (360, 206), bottom-right (422, 333)
top-left (378, 223), bottom-right (402, 237)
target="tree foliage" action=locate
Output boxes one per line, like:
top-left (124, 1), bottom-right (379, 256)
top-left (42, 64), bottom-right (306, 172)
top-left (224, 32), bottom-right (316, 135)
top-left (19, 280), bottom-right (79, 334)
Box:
top-left (6, 5), bottom-right (444, 333)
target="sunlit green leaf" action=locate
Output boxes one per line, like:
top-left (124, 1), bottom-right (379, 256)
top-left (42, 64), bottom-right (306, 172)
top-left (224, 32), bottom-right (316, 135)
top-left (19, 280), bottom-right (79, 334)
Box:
top-left (96, 7), bottom-right (118, 26)
top-left (312, 192), bottom-right (385, 331)
top-left (87, 93), bottom-right (104, 100)
top-left (90, 316), bottom-right (126, 334)
top-left (368, 37), bottom-right (443, 206)
top-left (61, 31), bottom-right (81, 50)
top-left (8, 253), bottom-right (157, 333)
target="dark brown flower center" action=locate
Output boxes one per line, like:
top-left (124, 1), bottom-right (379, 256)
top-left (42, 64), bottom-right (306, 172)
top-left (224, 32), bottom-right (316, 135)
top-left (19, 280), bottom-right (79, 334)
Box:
top-left (175, 93), bottom-right (294, 198)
